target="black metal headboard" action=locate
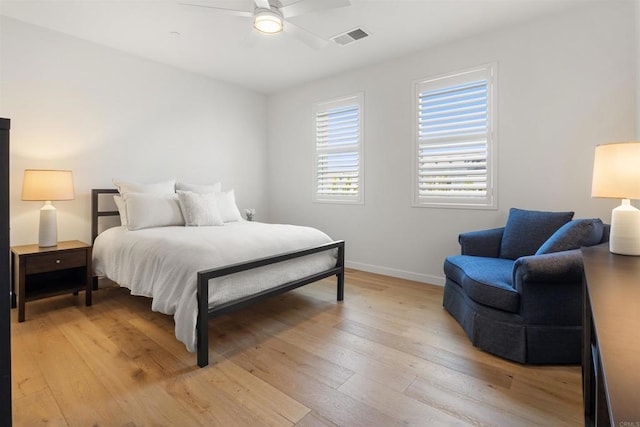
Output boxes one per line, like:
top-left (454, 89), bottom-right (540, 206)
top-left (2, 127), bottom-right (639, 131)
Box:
top-left (91, 189), bottom-right (120, 243)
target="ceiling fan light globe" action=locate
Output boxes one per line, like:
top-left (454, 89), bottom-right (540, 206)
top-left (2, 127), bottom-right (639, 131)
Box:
top-left (254, 10), bottom-right (283, 34)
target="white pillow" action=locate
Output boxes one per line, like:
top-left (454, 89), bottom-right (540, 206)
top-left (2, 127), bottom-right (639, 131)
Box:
top-left (113, 195), bottom-right (128, 227)
top-left (175, 181), bottom-right (222, 194)
top-left (176, 191), bottom-right (224, 226)
top-left (113, 179), bottom-right (175, 195)
top-left (214, 190), bottom-right (242, 222)
top-left (123, 193), bottom-right (184, 230)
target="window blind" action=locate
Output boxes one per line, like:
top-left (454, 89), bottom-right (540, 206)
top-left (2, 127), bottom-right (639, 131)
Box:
top-left (414, 66), bottom-right (495, 208)
top-left (314, 94), bottom-right (363, 203)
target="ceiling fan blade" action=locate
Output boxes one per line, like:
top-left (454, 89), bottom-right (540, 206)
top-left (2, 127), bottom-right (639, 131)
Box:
top-left (280, 0), bottom-right (350, 18)
top-left (285, 21), bottom-right (328, 49)
top-left (254, 0), bottom-right (272, 10)
top-left (179, 2), bottom-right (254, 18)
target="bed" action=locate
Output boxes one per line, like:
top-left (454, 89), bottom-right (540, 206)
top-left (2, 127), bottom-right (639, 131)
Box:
top-left (91, 188), bottom-right (345, 367)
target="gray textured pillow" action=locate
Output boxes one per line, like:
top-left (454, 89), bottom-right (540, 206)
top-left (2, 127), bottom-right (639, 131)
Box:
top-left (499, 208), bottom-right (574, 260)
top-left (536, 219), bottom-right (604, 255)
top-left (177, 191), bottom-right (224, 226)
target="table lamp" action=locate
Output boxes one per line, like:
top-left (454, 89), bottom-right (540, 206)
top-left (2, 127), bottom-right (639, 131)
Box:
top-left (591, 142), bottom-right (640, 255)
top-left (21, 169), bottom-right (75, 247)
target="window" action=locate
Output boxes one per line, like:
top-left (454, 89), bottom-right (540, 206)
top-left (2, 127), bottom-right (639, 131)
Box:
top-left (313, 93), bottom-right (364, 204)
top-left (413, 64), bottom-right (496, 209)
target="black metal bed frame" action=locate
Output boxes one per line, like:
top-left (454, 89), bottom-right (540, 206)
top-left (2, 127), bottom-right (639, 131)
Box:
top-left (91, 189), bottom-right (345, 368)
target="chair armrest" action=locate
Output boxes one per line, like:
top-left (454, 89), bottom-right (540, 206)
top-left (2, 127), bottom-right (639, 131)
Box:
top-left (513, 250), bottom-right (584, 286)
top-left (512, 249), bottom-right (584, 324)
top-left (459, 227), bottom-right (504, 257)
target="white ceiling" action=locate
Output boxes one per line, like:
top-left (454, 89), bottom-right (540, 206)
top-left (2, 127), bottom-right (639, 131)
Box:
top-left (0, 0), bottom-right (587, 93)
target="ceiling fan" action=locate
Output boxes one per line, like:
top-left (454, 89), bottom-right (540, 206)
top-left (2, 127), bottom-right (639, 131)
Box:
top-left (180, 0), bottom-right (352, 49)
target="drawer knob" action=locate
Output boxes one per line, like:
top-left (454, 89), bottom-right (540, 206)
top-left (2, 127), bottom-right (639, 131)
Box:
top-left (56, 259), bottom-right (61, 264)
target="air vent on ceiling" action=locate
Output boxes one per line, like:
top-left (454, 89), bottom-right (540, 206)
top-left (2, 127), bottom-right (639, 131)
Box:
top-left (331, 27), bottom-right (369, 46)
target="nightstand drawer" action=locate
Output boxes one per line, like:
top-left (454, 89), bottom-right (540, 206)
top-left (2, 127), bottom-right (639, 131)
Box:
top-left (25, 250), bottom-right (87, 275)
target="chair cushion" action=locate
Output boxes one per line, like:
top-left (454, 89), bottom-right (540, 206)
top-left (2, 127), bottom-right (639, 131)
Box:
top-left (536, 219), bottom-right (604, 255)
top-left (500, 208), bottom-right (574, 260)
top-left (444, 255), bottom-right (519, 313)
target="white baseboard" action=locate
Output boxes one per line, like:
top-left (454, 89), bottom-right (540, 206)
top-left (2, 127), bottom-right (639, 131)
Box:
top-left (345, 260), bottom-right (445, 286)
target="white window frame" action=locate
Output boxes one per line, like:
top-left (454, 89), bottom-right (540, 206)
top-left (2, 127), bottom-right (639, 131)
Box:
top-left (313, 93), bottom-right (364, 204)
top-left (412, 64), bottom-right (497, 209)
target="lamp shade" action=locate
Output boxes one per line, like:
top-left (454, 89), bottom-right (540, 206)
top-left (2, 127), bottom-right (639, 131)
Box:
top-left (592, 142), bottom-right (640, 199)
top-left (22, 169), bottom-right (75, 201)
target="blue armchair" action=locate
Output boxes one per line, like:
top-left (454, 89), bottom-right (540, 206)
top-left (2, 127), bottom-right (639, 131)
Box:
top-left (443, 208), bottom-right (607, 364)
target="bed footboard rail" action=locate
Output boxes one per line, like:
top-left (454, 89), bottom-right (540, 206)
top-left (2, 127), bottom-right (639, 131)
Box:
top-left (196, 239), bottom-right (345, 367)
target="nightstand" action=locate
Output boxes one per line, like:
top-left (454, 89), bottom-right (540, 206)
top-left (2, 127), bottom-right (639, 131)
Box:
top-left (11, 240), bottom-right (92, 322)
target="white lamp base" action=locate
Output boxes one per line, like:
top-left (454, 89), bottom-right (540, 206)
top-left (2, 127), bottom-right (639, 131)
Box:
top-left (38, 201), bottom-right (58, 247)
top-left (609, 199), bottom-right (640, 256)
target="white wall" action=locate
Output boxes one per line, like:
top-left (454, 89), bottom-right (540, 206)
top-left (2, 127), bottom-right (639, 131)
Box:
top-left (267, 2), bottom-right (637, 285)
top-left (0, 17), bottom-right (268, 246)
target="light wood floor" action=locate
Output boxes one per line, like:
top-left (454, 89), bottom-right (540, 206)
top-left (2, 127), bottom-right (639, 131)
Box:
top-left (11, 269), bottom-right (583, 426)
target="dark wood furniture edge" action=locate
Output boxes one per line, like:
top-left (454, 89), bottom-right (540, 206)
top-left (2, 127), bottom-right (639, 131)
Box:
top-left (582, 244), bottom-right (640, 426)
top-left (582, 266), bottom-right (594, 426)
top-left (91, 188), bottom-right (346, 368)
top-left (0, 117), bottom-right (11, 426)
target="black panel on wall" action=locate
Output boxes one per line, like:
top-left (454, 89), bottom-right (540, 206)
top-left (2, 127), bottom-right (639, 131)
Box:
top-left (0, 118), bottom-right (12, 426)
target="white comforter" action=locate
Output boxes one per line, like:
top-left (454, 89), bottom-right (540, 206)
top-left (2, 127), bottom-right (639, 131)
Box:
top-left (92, 221), bottom-right (337, 352)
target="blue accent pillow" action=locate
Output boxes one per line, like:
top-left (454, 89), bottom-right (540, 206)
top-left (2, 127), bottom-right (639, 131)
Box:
top-left (499, 208), bottom-right (574, 260)
top-left (536, 219), bottom-right (604, 255)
